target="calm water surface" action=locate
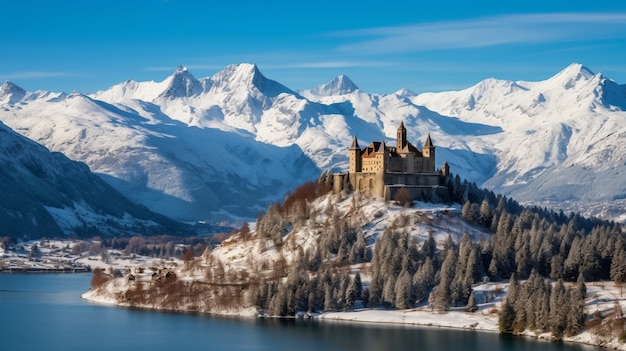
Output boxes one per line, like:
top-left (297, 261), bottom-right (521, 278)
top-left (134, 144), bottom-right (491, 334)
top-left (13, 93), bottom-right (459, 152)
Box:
top-left (0, 273), bottom-right (600, 351)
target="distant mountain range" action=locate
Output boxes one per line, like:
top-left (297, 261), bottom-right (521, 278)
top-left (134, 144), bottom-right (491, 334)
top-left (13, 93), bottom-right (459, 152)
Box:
top-left (1, 62), bottom-right (625, 224)
top-left (0, 120), bottom-right (186, 238)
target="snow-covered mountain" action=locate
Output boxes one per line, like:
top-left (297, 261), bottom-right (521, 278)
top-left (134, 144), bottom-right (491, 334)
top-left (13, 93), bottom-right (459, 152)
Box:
top-left (1, 62), bottom-right (625, 223)
top-left (0, 121), bottom-right (185, 238)
top-left (413, 63), bottom-right (626, 205)
top-left (302, 75), bottom-right (359, 97)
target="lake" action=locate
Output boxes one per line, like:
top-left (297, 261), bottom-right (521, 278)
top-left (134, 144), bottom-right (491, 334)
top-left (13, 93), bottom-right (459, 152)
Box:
top-left (0, 273), bottom-right (599, 351)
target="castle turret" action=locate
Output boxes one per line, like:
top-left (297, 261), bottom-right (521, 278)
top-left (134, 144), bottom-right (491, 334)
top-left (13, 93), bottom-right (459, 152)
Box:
top-left (442, 160), bottom-right (450, 177)
top-left (397, 121), bottom-right (407, 152)
top-left (423, 134), bottom-right (434, 157)
top-left (423, 134), bottom-right (435, 172)
top-left (349, 135), bottom-right (362, 173)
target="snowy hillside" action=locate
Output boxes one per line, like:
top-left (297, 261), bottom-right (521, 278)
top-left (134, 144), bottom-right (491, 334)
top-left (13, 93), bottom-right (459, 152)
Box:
top-left (0, 121), bottom-right (185, 238)
top-left (0, 78), bottom-right (321, 222)
top-left (1, 62), bottom-right (625, 223)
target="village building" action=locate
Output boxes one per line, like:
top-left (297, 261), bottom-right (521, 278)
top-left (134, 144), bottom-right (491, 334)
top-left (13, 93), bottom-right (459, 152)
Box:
top-left (333, 122), bottom-right (449, 201)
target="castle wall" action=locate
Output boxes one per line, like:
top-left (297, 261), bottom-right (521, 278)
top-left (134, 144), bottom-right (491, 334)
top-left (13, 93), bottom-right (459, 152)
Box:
top-left (333, 173), bottom-right (347, 194)
top-left (384, 184), bottom-right (448, 202)
top-left (384, 172), bottom-right (440, 186)
top-left (348, 171), bottom-right (386, 198)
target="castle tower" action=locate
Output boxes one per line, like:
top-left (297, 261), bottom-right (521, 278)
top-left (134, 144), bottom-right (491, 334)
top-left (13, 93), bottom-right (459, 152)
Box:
top-left (423, 134), bottom-right (435, 172)
top-left (442, 161), bottom-right (450, 177)
top-left (397, 121), bottom-right (407, 152)
top-left (349, 135), bottom-right (362, 173)
top-left (376, 139), bottom-right (387, 173)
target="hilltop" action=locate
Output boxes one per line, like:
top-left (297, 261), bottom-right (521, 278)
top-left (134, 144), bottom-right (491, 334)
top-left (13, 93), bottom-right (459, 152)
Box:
top-left (83, 177), bottom-right (626, 349)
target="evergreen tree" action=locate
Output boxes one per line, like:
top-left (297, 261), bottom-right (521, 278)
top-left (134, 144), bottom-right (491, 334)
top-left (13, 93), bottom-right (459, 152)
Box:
top-left (395, 269), bottom-right (413, 309)
top-left (422, 232), bottom-right (437, 259)
top-left (499, 299), bottom-right (516, 334)
top-left (549, 279), bottom-right (567, 339)
top-left (611, 247), bottom-right (626, 296)
top-left (565, 274), bottom-right (586, 337)
top-left (465, 290), bottom-right (478, 312)
top-left (430, 249), bottom-right (456, 311)
top-left (479, 198), bottom-right (491, 225)
top-left (382, 276), bottom-right (396, 307)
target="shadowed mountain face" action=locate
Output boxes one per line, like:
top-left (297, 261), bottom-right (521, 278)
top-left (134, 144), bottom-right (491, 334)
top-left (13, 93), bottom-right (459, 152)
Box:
top-left (0, 121), bottom-right (187, 239)
top-left (1, 62), bottom-right (625, 223)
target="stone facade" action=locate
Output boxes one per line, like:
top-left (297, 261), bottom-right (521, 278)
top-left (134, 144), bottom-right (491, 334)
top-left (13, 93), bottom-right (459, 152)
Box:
top-left (334, 122), bottom-right (449, 201)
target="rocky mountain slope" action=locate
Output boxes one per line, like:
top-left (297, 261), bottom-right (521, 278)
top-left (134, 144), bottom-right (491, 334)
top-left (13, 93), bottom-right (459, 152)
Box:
top-left (0, 121), bottom-right (186, 239)
top-left (1, 63), bottom-right (625, 222)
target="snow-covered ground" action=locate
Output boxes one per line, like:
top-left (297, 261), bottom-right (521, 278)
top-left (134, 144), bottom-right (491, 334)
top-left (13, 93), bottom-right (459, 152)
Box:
top-left (0, 239), bottom-right (172, 273)
top-left (77, 195), bottom-right (626, 350)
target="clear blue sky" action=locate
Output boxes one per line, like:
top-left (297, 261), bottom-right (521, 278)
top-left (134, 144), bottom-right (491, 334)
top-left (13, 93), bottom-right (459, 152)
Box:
top-left (2, 0), bottom-right (626, 94)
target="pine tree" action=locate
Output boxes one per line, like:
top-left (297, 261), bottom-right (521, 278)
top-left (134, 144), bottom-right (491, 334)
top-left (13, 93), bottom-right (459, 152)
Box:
top-left (549, 279), bottom-right (567, 339)
top-left (382, 276), bottom-right (396, 307)
top-left (462, 200), bottom-right (474, 222)
top-left (564, 274), bottom-right (586, 336)
top-left (499, 299), bottom-right (516, 333)
top-left (479, 198), bottom-right (491, 225)
top-left (611, 247), bottom-right (626, 296)
top-left (422, 232), bottom-right (437, 259)
top-left (465, 290), bottom-right (478, 312)
top-left (394, 269), bottom-right (413, 309)
top-left (352, 272), bottom-right (363, 300)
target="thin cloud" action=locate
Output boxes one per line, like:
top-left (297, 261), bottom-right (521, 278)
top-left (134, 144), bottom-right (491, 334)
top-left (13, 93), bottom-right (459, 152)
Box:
top-left (1, 71), bottom-right (74, 80)
top-left (266, 61), bottom-right (391, 69)
top-left (336, 12), bottom-right (626, 54)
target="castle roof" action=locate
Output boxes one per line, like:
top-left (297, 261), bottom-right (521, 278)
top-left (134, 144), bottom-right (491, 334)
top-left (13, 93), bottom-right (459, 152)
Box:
top-left (376, 140), bottom-right (386, 153)
top-left (397, 141), bottom-right (420, 154)
top-left (424, 134), bottom-right (433, 148)
top-left (362, 141), bottom-right (390, 157)
top-left (350, 135), bottom-right (360, 150)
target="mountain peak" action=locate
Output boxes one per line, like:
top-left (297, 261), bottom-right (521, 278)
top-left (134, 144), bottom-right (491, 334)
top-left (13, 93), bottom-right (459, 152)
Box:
top-left (211, 63), bottom-right (292, 98)
top-left (395, 88), bottom-right (416, 97)
top-left (548, 63), bottom-right (596, 89)
top-left (0, 81), bottom-right (27, 104)
top-left (561, 63), bottom-right (594, 77)
top-left (310, 75), bottom-right (359, 96)
top-left (215, 63), bottom-right (262, 83)
top-left (159, 65), bottom-right (202, 99)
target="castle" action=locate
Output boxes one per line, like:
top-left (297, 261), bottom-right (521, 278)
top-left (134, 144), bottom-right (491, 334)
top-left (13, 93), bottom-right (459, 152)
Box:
top-left (333, 122), bottom-right (449, 201)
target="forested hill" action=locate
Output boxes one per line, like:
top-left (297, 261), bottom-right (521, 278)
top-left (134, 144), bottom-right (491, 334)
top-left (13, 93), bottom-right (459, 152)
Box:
top-left (86, 174), bottom-right (625, 343)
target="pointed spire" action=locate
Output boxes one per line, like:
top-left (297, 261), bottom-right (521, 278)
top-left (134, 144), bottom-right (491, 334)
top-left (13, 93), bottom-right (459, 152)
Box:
top-left (397, 121), bottom-right (407, 150)
top-left (424, 134), bottom-right (433, 148)
top-left (350, 135), bottom-right (360, 149)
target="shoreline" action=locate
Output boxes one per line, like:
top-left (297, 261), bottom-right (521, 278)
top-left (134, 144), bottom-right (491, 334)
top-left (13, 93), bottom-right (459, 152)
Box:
top-left (81, 289), bottom-right (621, 350)
top-left (0, 267), bottom-right (90, 273)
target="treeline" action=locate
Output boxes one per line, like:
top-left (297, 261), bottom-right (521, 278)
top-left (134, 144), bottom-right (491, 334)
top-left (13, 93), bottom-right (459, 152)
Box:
top-left (71, 235), bottom-right (210, 259)
top-left (499, 272), bottom-right (586, 338)
top-left (250, 250), bottom-right (363, 316)
top-left (446, 170), bottom-right (623, 283)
